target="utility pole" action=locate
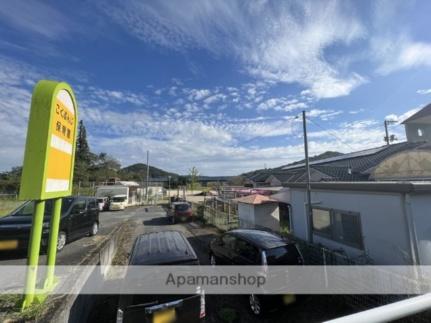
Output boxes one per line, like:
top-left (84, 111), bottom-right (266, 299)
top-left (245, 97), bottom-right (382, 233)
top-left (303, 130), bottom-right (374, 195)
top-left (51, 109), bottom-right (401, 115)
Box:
top-left (384, 120), bottom-right (390, 146)
top-left (384, 120), bottom-right (397, 145)
top-left (302, 111), bottom-right (313, 243)
top-left (145, 150), bottom-right (150, 203)
top-left (168, 176), bottom-right (171, 200)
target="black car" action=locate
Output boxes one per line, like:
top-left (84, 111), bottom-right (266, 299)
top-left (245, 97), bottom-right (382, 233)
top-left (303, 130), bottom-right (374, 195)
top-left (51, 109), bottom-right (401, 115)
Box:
top-left (0, 196), bottom-right (99, 252)
top-left (209, 229), bottom-right (303, 315)
top-left (117, 231), bottom-right (205, 323)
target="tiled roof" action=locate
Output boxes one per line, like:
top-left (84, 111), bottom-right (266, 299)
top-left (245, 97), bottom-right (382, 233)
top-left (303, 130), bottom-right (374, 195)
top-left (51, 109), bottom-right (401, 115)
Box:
top-left (233, 194), bottom-right (278, 205)
top-left (250, 141), bottom-right (428, 184)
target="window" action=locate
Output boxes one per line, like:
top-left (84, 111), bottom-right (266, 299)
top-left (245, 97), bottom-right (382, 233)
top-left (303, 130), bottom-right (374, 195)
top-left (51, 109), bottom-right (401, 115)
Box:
top-left (418, 128), bottom-right (423, 137)
top-left (71, 200), bottom-right (86, 214)
top-left (13, 200), bottom-right (53, 216)
top-left (235, 238), bottom-right (258, 261)
top-left (312, 208), bottom-right (331, 237)
top-left (87, 199), bottom-right (97, 209)
top-left (312, 207), bottom-right (363, 250)
top-left (333, 211), bottom-right (363, 249)
top-left (221, 234), bottom-right (237, 250)
top-left (12, 201), bottom-right (34, 216)
top-left (279, 203), bottom-right (291, 232)
top-left (265, 245), bottom-right (302, 265)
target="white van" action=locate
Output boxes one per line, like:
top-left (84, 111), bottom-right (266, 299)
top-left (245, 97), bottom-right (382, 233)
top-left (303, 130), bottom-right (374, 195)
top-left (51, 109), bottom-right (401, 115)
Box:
top-left (110, 195), bottom-right (127, 211)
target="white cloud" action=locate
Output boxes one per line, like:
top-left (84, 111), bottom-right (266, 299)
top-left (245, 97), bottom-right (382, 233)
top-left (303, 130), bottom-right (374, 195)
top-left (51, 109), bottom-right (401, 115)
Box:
top-left (308, 109), bottom-right (343, 120)
top-left (188, 89), bottom-right (211, 101)
top-left (257, 98), bottom-right (307, 112)
top-left (87, 87), bottom-right (147, 106)
top-left (374, 36), bottom-right (431, 75)
top-left (0, 2), bottom-right (72, 40)
top-left (417, 89), bottom-right (431, 95)
top-left (385, 107), bottom-right (422, 123)
top-left (102, 0), bottom-right (367, 98)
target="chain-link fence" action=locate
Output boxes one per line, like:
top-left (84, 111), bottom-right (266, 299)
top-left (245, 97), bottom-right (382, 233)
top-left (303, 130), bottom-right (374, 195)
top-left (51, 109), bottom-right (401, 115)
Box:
top-left (191, 200), bottom-right (239, 231)
top-left (284, 234), bottom-right (431, 322)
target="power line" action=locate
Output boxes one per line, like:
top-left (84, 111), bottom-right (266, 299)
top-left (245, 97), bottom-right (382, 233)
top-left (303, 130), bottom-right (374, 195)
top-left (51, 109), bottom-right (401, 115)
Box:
top-left (307, 117), bottom-right (356, 151)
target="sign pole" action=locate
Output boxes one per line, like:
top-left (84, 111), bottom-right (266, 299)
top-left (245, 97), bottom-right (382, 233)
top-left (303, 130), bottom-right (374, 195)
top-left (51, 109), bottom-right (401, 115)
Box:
top-left (19, 80), bottom-right (78, 309)
top-left (44, 197), bottom-right (62, 288)
top-left (22, 200), bottom-right (46, 309)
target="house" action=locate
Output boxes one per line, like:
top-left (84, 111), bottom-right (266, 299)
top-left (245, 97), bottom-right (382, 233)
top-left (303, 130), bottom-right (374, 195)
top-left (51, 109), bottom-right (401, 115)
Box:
top-left (243, 171), bottom-right (272, 187)
top-left (282, 181), bottom-right (431, 265)
top-left (233, 194), bottom-right (280, 232)
top-left (245, 103), bottom-right (431, 185)
top-left (403, 103), bottom-right (431, 142)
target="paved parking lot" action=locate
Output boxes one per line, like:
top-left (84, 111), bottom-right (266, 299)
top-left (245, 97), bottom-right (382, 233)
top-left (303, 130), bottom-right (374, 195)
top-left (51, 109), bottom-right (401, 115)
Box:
top-left (89, 206), bottom-right (354, 323)
top-left (0, 205), bottom-right (355, 322)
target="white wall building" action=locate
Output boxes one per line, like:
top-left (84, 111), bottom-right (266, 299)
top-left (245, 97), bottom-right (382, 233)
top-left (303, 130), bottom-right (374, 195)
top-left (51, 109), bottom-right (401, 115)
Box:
top-left (281, 182), bottom-right (431, 265)
top-left (234, 194), bottom-right (280, 232)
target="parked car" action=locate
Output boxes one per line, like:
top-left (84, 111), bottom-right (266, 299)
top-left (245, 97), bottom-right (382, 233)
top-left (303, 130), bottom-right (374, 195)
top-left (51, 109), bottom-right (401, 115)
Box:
top-left (110, 194), bottom-right (127, 211)
top-left (117, 231), bottom-right (205, 323)
top-left (209, 229), bottom-right (303, 316)
top-left (97, 197), bottom-right (109, 211)
top-left (0, 196), bottom-right (99, 252)
top-left (171, 202), bottom-right (193, 223)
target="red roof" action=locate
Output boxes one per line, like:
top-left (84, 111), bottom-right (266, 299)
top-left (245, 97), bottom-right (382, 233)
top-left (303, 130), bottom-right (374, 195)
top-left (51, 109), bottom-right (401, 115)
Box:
top-left (233, 194), bottom-right (278, 205)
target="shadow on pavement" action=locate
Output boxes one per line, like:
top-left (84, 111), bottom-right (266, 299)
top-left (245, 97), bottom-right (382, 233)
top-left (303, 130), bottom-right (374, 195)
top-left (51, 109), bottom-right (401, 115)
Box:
top-left (142, 216), bottom-right (171, 226)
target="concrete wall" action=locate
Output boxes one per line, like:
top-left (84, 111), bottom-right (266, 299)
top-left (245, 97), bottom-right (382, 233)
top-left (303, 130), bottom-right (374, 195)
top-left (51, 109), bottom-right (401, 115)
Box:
top-left (254, 203), bottom-right (280, 231)
top-left (238, 203), bottom-right (255, 228)
top-left (238, 203), bottom-right (280, 231)
top-left (289, 188), bottom-right (413, 265)
top-left (405, 123), bottom-right (431, 142)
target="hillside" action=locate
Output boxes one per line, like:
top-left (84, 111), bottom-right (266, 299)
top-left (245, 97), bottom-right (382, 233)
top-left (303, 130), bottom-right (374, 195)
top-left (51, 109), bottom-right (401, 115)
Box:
top-left (118, 163), bottom-right (179, 181)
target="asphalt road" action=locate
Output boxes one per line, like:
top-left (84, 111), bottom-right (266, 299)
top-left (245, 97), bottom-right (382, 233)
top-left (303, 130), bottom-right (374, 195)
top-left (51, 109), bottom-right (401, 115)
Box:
top-left (0, 206), bottom-right (146, 265)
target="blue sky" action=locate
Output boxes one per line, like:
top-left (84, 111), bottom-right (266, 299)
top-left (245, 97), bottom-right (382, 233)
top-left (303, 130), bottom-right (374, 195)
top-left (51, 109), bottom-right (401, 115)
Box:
top-left (1, 0), bottom-right (431, 175)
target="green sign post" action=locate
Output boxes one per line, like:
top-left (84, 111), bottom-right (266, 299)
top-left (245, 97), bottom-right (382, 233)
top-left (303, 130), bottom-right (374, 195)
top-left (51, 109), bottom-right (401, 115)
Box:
top-left (19, 80), bottom-right (78, 309)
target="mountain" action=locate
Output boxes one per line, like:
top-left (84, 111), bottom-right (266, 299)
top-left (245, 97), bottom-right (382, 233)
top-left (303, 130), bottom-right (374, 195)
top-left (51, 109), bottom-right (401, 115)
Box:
top-left (118, 163), bottom-right (179, 181)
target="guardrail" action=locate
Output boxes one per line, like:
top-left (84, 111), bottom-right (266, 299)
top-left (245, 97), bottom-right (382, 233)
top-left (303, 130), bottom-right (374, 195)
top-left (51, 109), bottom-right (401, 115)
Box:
top-left (325, 293), bottom-right (431, 323)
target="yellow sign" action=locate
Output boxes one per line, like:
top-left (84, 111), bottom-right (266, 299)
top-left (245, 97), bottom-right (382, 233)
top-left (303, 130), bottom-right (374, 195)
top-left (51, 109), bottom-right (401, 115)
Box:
top-left (19, 81), bottom-right (78, 200)
top-left (45, 90), bottom-right (76, 193)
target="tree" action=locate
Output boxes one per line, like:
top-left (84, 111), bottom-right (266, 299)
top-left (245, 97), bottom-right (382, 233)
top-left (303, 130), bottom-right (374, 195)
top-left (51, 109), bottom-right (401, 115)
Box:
top-left (229, 176), bottom-right (246, 186)
top-left (90, 153), bottom-right (121, 181)
top-left (74, 120), bottom-right (95, 182)
top-left (0, 166), bottom-right (22, 193)
top-left (189, 166), bottom-right (199, 191)
top-left (76, 120), bottom-right (92, 163)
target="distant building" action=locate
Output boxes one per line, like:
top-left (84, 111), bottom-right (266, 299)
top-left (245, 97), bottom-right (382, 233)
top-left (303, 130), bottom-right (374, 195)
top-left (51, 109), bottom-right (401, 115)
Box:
top-left (96, 180), bottom-right (144, 206)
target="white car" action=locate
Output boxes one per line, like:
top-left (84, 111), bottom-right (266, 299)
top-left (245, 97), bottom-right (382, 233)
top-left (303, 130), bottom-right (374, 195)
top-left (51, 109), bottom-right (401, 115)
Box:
top-left (97, 197), bottom-right (108, 211)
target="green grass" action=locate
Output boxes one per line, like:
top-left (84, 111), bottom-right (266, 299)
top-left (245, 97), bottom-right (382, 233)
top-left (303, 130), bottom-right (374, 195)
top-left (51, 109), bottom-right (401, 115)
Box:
top-left (0, 200), bottom-right (23, 217)
top-left (0, 294), bottom-right (47, 321)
